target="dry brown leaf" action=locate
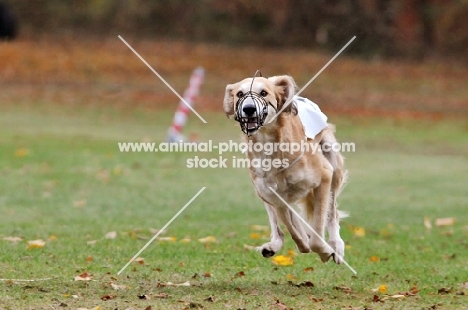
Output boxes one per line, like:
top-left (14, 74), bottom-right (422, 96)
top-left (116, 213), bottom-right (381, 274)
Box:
top-left (138, 294), bottom-right (151, 300)
top-left (3, 236), bottom-right (23, 245)
top-left (73, 199), bottom-right (87, 207)
top-left (158, 236), bottom-right (177, 242)
top-left (251, 224), bottom-right (269, 231)
top-left (243, 244), bottom-right (256, 250)
top-left (274, 299), bottom-right (288, 310)
top-left (74, 272), bottom-right (92, 281)
top-left (334, 286), bottom-right (352, 293)
top-left (162, 281), bottom-right (191, 287)
top-left (110, 282), bottom-right (129, 290)
top-left (134, 257), bottom-right (145, 265)
top-left (435, 217), bottom-right (455, 226)
top-left (424, 216), bottom-right (432, 230)
top-left (198, 236), bottom-right (216, 243)
top-left (104, 231), bottom-right (117, 239)
top-left (308, 296), bottom-right (323, 302)
top-left (100, 294), bottom-right (115, 301)
top-left (390, 294), bottom-right (406, 299)
top-left (204, 295), bottom-right (215, 302)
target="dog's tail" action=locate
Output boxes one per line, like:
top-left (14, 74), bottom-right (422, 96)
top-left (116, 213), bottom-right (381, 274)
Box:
top-left (321, 124), bottom-right (350, 217)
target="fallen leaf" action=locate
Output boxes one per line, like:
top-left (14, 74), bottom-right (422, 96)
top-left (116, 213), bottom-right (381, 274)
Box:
top-left (438, 287), bottom-right (451, 294)
top-left (234, 271), bottom-right (245, 278)
top-left (100, 294), bottom-right (115, 301)
top-left (204, 295), bottom-right (215, 302)
top-left (435, 217), bottom-right (455, 227)
top-left (198, 236), bottom-right (216, 243)
top-left (353, 227), bottom-right (366, 237)
top-left (424, 217), bottom-right (432, 230)
top-left (3, 236), bottom-right (23, 245)
top-left (372, 294), bottom-right (382, 302)
top-left (144, 306), bottom-right (152, 310)
top-left (249, 232), bottom-right (261, 239)
top-left (134, 257), bottom-right (145, 265)
top-left (298, 281), bottom-right (314, 287)
top-left (85, 256), bottom-right (93, 262)
top-left (105, 231), bottom-right (117, 239)
top-left (162, 281), bottom-right (191, 287)
top-left (74, 272), bottom-right (92, 281)
top-left (273, 299), bottom-right (288, 310)
top-left (203, 272), bottom-right (211, 278)
top-left (369, 255), bottom-right (380, 262)
top-left (390, 294), bottom-right (406, 299)
top-left (304, 267), bottom-right (314, 272)
top-left (243, 244), bottom-right (256, 250)
top-left (188, 302), bottom-right (203, 309)
top-left (73, 199), bottom-right (87, 207)
top-left (271, 255), bottom-right (294, 266)
top-left (27, 239), bottom-right (46, 249)
top-left (251, 224), bottom-right (269, 231)
top-left (154, 293), bottom-right (169, 298)
top-left (14, 148), bottom-right (29, 157)
top-left (379, 285), bottom-right (388, 293)
top-left (159, 236), bottom-right (177, 242)
top-left (138, 294), bottom-right (151, 300)
top-left (110, 282), bottom-right (128, 290)
top-left (149, 228), bottom-right (166, 235)
top-left (287, 249), bottom-right (296, 257)
top-left (334, 286), bottom-right (352, 293)
top-left (308, 296), bottom-right (323, 302)
top-left (180, 237), bottom-right (191, 243)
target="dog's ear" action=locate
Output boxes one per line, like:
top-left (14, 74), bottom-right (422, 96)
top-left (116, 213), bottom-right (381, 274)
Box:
top-left (268, 75), bottom-right (297, 114)
top-left (223, 84), bottom-right (235, 118)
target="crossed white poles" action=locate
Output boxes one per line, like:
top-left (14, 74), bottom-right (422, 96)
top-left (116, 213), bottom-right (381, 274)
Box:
top-left (116, 35), bottom-right (356, 275)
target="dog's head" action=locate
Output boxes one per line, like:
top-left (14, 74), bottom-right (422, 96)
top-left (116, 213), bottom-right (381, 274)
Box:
top-left (223, 75), bottom-right (297, 136)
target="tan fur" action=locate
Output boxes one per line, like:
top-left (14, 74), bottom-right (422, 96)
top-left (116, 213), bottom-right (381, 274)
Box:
top-left (224, 75), bottom-right (348, 263)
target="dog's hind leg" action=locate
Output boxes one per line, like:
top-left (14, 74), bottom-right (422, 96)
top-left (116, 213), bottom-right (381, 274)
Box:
top-left (327, 160), bottom-right (348, 264)
top-left (276, 206), bottom-right (311, 254)
top-left (308, 164), bottom-right (335, 262)
top-left (256, 202), bottom-right (284, 258)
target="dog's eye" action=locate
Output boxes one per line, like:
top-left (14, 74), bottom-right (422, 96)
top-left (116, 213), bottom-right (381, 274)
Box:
top-left (236, 91), bottom-right (244, 98)
top-left (260, 90), bottom-right (268, 97)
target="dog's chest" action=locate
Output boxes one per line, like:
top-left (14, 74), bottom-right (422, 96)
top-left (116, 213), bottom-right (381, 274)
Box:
top-left (251, 169), bottom-right (313, 204)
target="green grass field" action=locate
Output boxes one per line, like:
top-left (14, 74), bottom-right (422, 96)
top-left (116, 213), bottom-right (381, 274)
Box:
top-left (1, 101), bottom-right (467, 309)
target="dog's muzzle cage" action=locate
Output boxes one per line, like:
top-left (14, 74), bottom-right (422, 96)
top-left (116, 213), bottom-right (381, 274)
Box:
top-left (235, 91), bottom-right (269, 135)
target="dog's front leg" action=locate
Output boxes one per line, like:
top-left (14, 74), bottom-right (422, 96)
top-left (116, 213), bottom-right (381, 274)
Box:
top-left (256, 202), bottom-right (284, 258)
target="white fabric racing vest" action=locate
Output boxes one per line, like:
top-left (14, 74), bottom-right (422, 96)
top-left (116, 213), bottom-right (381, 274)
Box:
top-left (293, 96), bottom-right (328, 139)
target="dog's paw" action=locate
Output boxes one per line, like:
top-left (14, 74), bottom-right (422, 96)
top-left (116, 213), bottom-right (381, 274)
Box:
top-left (328, 239), bottom-right (345, 264)
top-left (310, 240), bottom-right (334, 263)
top-left (256, 242), bottom-right (282, 258)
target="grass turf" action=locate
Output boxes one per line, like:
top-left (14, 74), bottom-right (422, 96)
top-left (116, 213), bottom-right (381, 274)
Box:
top-left (0, 103), bottom-right (467, 310)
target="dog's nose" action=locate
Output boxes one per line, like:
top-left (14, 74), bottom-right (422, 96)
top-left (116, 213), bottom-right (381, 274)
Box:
top-left (242, 104), bottom-right (257, 116)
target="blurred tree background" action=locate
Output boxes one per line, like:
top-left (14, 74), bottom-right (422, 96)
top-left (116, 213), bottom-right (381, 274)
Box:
top-left (4, 0), bottom-right (468, 60)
